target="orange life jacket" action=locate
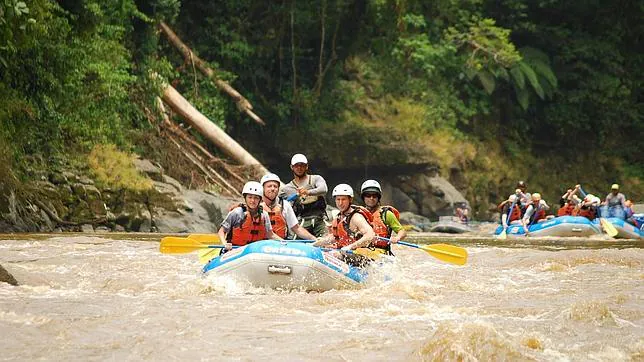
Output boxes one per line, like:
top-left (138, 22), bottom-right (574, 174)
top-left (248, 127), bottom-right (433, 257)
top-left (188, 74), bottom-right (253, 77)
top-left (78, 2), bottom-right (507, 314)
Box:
top-left (227, 205), bottom-right (267, 246)
top-left (262, 198), bottom-right (288, 238)
top-left (369, 206), bottom-right (400, 249)
top-left (330, 205), bottom-right (373, 249)
top-left (557, 203), bottom-right (575, 216)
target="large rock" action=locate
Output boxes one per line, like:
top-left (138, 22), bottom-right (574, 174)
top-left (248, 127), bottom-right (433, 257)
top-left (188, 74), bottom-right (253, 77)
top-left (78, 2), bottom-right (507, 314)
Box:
top-left (0, 264), bottom-right (18, 286)
top-left (133, 158), bottom-right (164, 182)
top-left (398, 211), bottom-right (431, 231)
top-left (381, 172), bottom-right (468, 220)
top-left (153, 185), bottom-right (238, 233)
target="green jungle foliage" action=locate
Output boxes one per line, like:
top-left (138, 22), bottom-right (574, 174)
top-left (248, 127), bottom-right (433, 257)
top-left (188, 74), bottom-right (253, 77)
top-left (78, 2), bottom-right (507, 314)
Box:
top-left (1, 0), bottom-right (642, 213)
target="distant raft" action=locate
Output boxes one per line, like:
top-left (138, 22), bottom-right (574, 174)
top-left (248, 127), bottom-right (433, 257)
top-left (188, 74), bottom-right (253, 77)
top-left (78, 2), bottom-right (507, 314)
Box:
top-left (593, 218), bottom-right (643, 239)
top-left (494, 215), bottom-right (601, 239)
top-left (201, 240), bottom-right (368, 291)
top-left (429, 216), bottom-right (472, 234)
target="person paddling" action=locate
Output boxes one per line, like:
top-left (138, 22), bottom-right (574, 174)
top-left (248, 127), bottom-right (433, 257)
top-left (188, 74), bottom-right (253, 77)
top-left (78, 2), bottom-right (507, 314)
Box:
top-left (522, 193), bottom-right (551, 234)
top-left (260, 173), bottom-right (317, 241)
top-left (557, 185), bottom-right (582, 216)
top-left (359, 179), bottom-right (407, 255)
top-left (313, 184), bottom-right (375, 266)
top-left (501, 194), bottom-right (522, 230)
top-left (516, 181), bottom-right (531, 209)
top-left (574, 193), bottom-right (600, 220)
top-left (281, 153), bottom-right (329, 237)
top-left (218, 181), bottom-right (282, 252)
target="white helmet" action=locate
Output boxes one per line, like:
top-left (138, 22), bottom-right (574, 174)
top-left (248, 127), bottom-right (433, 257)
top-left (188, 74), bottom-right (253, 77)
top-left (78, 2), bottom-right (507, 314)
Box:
top-left (241, 181), bottom-right (263, 197)
top-left (360, 179), bottom-right (382, 197)
top-left (260, 173), bottom-right (281, 186)
top-left (290, 153), bottom-right (308, 166)
top-left (332, 184), bottom-right (354, 198)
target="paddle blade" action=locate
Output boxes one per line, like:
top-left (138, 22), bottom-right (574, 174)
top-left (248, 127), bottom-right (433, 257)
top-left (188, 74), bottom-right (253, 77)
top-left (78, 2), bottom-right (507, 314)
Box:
top-left (353, 248), bottom-right (385, 260)
top-left (419, 243), bottom-right (468, 266)
top-left (498, 229), bottom-right (507, 240)
top-left (198, 248), bottom-right (221, 264)
top-left (188, 234), bottom-right (222, 244)
top-left (160, 236), bottom-right (209, 254)
top-left (600, 218), bottom-right (618, 237)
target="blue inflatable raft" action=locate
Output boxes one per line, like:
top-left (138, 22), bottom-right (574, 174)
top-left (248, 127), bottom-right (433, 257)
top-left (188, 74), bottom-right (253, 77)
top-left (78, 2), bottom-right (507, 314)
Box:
top-left (201, 240), bottom-right (368, 291)
top-left (593, 217), bottom-right (643, 239)
top-left (494, 216), bottom-right (601, 238)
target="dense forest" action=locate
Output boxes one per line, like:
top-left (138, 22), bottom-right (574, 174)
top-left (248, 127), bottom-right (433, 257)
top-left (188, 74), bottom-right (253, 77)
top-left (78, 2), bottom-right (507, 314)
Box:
top-left (1, 0), bottom-right (642, 219)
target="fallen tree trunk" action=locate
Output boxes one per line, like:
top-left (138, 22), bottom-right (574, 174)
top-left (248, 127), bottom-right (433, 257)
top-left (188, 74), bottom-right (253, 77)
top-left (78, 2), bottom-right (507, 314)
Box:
top-left (158, 21), bottom-right (265, 126)
top-left (156, 98), bottom-right (240, 195)
top-left (160, 83), bottom-right (270, 177)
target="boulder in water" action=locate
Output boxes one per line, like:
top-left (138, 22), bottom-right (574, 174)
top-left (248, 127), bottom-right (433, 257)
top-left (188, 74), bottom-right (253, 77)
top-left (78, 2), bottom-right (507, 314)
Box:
top-left (0, 264), bottom-right (18, 286)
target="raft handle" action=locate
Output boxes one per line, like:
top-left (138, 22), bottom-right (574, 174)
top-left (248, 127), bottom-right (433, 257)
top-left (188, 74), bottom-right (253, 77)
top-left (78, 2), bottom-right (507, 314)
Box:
top-left (268, 265), bottom-right (292, 275)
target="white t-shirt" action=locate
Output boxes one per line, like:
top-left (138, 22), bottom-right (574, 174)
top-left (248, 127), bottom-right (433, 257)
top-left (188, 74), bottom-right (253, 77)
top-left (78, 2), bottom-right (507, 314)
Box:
top-left (280, 200), bottom-right (299, 229)
top-left (263, 198), bottom-right (299, 229)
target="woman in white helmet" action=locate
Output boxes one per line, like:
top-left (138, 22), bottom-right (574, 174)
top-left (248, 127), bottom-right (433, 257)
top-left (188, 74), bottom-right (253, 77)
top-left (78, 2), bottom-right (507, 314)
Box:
top-left (260, 173), bottom-right (316, 241)
top-left (280, 153), bottom-right (329, 237)
top-left (359, 179), bottom-right (407, 255)
top-left (217, 181), bottom-right (283, 251)
top-left (314, 184), bottom-right (375, 264)
top-left (521, 192), bottom-right (552, 234)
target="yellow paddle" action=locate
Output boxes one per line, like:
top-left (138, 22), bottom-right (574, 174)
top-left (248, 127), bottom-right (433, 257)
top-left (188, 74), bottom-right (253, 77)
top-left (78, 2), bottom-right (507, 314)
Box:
top-left (397, 241), bottom-right (468, 265)
top-left (187, 233), bottom-right (222, 243)
top-left (159, 236), bottom-right (223, 254)
top-left (576, 186), bottom-right (616, 237)
top-left (599, 218), bottom-right (618, 237)
top-left (352, 248), bottom-right (385, 260)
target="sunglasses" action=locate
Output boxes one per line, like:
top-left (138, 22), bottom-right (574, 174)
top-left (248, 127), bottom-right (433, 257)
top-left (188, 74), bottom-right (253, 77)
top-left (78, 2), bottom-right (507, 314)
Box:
top-left (363, 193), bottom-right (379, 199)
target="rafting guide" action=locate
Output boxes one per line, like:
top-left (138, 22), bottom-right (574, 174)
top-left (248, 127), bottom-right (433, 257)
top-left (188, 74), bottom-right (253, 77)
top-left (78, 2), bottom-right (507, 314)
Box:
top-left (280, 153), bottom-right (329, 237)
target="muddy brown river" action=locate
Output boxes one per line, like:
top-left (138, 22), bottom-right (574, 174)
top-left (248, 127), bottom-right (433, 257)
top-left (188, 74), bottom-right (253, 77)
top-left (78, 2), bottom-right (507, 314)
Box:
top-left (1, 232), bottom-right (642, 361)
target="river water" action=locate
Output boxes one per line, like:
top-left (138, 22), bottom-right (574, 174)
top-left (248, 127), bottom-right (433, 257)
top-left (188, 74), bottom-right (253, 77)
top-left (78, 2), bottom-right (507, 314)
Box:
top-left (0, 232), bottom-right (642, 361)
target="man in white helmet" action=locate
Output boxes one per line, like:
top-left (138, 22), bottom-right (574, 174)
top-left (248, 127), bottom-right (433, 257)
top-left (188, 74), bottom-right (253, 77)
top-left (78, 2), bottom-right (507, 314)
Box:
top-left (260, 173), bottom-right (317, 241)
top-left (313, 184), bottom-right (375, 266)
top-left (359, 179), bottom-right (407, 255)
top-left (280, 153), bottom-right (329, 237)
top-left (217, 181), bottom-right (283, 251)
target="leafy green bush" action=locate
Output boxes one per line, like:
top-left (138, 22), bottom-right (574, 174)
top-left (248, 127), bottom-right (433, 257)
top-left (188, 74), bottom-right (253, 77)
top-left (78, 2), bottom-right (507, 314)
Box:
top-left (88, 144), bottom-right (152, 192)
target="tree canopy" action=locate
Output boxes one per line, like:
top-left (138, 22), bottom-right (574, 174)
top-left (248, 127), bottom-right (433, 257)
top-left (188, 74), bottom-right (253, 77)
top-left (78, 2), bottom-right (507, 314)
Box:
top-left (1, 0), bottom-right (642, 211)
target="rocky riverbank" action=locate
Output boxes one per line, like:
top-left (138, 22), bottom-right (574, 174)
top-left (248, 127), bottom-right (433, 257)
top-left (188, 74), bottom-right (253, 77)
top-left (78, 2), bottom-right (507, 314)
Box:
top-left (0, 158), bottom-right (237, 234)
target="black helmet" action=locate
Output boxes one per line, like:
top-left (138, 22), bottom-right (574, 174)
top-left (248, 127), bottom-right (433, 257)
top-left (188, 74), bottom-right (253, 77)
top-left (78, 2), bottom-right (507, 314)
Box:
top-left (516, 180), bottom-right (527, 188)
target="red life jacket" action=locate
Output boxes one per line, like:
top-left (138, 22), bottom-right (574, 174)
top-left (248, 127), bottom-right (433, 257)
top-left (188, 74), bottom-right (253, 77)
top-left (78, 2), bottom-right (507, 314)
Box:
top-left (508, 204), bottom-right (522, 222)
top-left (330, 205), bottom-right (373, 249)
top-left (262, 199), bottom-right (287, 238)
top-left (530, 207), bottom-right (546, 223)
top-left (227, 205), bottom-right (268, 246)
top-left (369, 206), bottom-right (400, 249)
top-left (573, 206), bottom-right (596, 220)
top-left (557, 203), bottom-right (575, 216)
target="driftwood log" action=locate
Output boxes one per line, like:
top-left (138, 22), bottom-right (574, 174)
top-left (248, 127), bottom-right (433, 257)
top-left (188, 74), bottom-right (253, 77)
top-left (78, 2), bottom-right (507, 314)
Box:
top-left (159, 83), bottom-right (270, 177)
top-left (156, 98), bottom-right (241, 195)
top-left (158, 22), bottom-right (265, 126)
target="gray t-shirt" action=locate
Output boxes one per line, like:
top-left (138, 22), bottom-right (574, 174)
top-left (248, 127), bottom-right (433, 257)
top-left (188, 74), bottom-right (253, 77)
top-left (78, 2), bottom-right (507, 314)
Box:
top-left (280, 174), bottom-right (328, 200)
top-left (605, 192), bottom-right (626, 208)
top-left (220, 206), bottom-right (272, 234)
